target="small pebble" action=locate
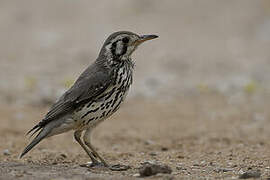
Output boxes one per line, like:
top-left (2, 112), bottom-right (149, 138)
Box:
top-left (3, 149), bottom-right (10, 156)
top-left (214, 168), bottom-right (233, 173)
top-left (60, 153), bottom-right (67, 158)
top-left (239, 170), bottom-right (261, 179)
top-left (149, 152), bottom-right (157, 156)
top-left (144, 140), bottom-right (155, 145)
top-left (177, 155), bottom-right (184, 159)
top-left (161, 147), bottom-right (168, 151)
top-left (15, 174), bottom-right (23, 177)
top-left (139, 162), bottom-right (172, 177)
top-left (176, 166), bottom-right (187, 171)
top-left (142, 160), bottom-right (157, 165)
top-left (133, 173), bottom-right (140, 177)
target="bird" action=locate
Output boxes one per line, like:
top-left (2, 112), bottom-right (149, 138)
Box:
top-left (20, 31), bottom-right (158, 171)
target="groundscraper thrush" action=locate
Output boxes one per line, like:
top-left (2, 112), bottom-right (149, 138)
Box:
top-left (20, 31), bottom-right (158, 170)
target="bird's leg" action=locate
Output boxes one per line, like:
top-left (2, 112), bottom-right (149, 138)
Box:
top-left (74, 130), bottom-right (100, 166)
top-left (83, 128), bottom-right (130, 171)
top-left (83, 128), bottom-right (109, 167)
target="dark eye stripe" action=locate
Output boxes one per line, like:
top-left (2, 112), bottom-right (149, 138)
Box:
top-left (121, 45), bottom-right (127, 55)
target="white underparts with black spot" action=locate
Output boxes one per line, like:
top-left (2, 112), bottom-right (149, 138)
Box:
top-left (72, 63), bottom-right (132, 130)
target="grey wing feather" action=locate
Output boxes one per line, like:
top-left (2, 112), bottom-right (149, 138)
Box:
top-left (27, 63), bottom-right (113, 135)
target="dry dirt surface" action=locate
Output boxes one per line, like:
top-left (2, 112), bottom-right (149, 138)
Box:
top-left (1, 94), bottom-right (270, 180)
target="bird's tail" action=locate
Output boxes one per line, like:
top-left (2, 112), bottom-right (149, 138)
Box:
top-left (20, 127), bottom-right (51, 158)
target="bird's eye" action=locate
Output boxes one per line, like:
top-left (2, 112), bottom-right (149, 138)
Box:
top-left (122, 37), bottom-right (129, 44)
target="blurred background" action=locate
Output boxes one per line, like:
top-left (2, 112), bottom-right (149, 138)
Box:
top-left (1, 0), bottom-right (270, 104)
top-left (1, 0), bottom-right (270, 178)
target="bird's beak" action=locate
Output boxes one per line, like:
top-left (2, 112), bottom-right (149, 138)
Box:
top-left (135, 34), bottom-right (158, 45)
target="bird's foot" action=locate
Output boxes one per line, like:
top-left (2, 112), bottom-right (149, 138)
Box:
top-left (109, 164), bottom-right (131, 171)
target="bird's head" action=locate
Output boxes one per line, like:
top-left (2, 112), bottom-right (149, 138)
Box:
top-left (99, 31), bottom-right (158, 62)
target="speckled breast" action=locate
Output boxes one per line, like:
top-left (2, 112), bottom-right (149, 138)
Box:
top-left (73, 64), bottom-right (133, 129)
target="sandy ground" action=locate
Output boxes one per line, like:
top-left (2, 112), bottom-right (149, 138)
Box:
top-left (1, 0), bottom-right (270, 179)
top-left (1, 94), bottom-right (270, 179)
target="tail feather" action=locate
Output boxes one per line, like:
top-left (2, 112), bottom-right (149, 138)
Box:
top-left (20, 127), bottom-right (51, 158)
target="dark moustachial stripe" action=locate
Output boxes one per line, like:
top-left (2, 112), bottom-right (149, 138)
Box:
top-left (121, 45), bottom-right (127, 56)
